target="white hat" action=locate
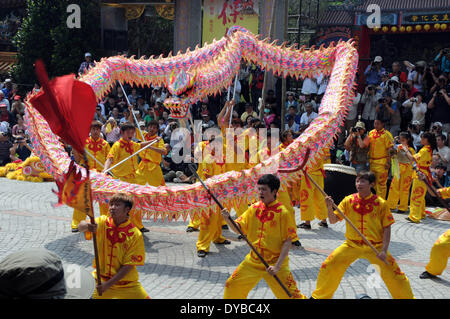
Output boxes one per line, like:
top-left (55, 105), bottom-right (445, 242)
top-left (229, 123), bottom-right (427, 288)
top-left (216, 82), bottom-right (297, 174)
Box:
top-left (85, 52), bottom-right (92, 57)
top-left (433, 122), bottom-right (443, 127)
top-left (374, 56), bottom-right (383, 63)
top-left (390, 76), bottom-right (399, 83)
top-left (138, 121), bottom-right (145, 127)
top-left (4, 79), bottom-right (11, 83)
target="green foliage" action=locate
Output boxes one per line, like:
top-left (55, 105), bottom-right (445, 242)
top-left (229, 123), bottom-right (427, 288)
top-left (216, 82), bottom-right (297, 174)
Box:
top-left (11, 0), bottom-right (101, 85)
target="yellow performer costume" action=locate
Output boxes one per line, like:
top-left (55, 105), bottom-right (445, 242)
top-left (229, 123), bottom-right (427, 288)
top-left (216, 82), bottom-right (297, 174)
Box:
top-left (279, 141), bottom-right (300, 204)
top-left (86, 215), bottom-right (149, 299)
top-left (423, 187), bottom-right (450, 277)
top-left (299, 155), bottom-right (328, 222)
top-left (196, 150), bottom-right (228, 253)
top-left (408, 145), bottom-right (432, 223)
top-left (368, 128), bottom-right (393, 199)
top-left (312, 193), bottom-right (414, 299)
top-left (223, 200), bottom-right (306, 299)
top-left (86, 136), bottom-right (111, 217)
top-left (107, 138), bottom-right (143, 228)
top-left (386, 145), bottom-right (415, 212)
top-left (136, 132), bottom-right (166, 187)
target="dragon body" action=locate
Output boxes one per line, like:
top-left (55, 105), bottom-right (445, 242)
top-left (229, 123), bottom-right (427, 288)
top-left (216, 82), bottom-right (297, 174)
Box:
top-left (24, 26), bottom-right (358, 221)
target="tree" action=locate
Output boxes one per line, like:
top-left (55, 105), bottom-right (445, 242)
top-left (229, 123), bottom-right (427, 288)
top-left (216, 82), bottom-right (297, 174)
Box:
top-left (11, 0), bottom-right (101, 86)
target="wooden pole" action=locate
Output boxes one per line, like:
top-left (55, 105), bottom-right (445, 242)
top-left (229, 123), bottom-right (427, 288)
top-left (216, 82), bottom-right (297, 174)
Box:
top-left (188, 164), bottom-right (293, 298)
top-left (280, 0), bottom-right (288, 132)
top-left (259, 0), bottom-right (277, 120)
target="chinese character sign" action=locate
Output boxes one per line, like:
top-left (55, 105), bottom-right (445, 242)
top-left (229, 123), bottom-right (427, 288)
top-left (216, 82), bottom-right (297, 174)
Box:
top-left (202, 0), bottom-right (259, 45)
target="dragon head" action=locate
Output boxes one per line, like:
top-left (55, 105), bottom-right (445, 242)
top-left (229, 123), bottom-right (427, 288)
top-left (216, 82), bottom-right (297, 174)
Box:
top-left (164, 69), bottom-right (196, 119)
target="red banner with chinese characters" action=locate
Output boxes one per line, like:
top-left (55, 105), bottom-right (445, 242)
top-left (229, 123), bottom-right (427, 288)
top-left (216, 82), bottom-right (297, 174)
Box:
top-left (202, 0), bottom-right (259, 44)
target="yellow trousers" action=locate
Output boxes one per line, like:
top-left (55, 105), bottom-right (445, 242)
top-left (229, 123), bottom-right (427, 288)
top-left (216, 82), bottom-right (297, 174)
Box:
top-left (299, 173), bottom-right (327, 221)
top-left (370, 163), bottom-right (389, 200)
top-left (408, 178), bottom-right (427, 223)
top-left (312, 240), bottom-right (414, 299)
top-left (224, 255), bottom-right (306, 299)
top-left (196, 207), bottom-right (227, 252)
top-left (425, 230), bottom-right (450, 276)
top-left (187, 215), bottom-right (201, 229)
top-left (93, 281), bottom-right (150, 299)
top-left (136, 165), bottom-right (165, 187)
top-left (277, 190), bottom-right (300, 242)
top-left (386, 164), bottom-right (413, 211)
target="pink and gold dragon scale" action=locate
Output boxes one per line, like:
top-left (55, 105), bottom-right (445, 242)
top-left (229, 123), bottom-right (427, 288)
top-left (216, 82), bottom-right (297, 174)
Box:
top-left (24, 26), bottom-right (359, 221)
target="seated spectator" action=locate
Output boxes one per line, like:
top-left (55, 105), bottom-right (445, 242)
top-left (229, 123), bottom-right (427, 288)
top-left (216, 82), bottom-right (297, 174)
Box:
top-left (116, 89), bottom-right (128, 110)
top-left (128, 88), bottom-right (139, 106)
top-left (158, 118), bottom-right (167, 135)
top-left (101, 118), bottom-right (121, 145)
top-left (435, 134), bottom-right (450, 171)
top-left (285, 115), bottom-right (300, 137)
top-left (244, 115), bottom-right (254, 129)
top-left (434, 48), bottom-right (450, 74)
top-left (0, 126), bottom-right (12, 166)
top-left (0, 91), bottom-right (10, 111)
top-left (200, 112), bottom-right (215, 131)
top-left (136, 96), bottom-right (149, 114)
top-left (250, 117), bottom-right (261, 129)
top-left (0, 103), bottom-right (14, 126)
top-left (78, 52), bottom-right (95, 75)
top-left (285, 92), bottom-right (298, 111)
top-left (93, 105), bottom-right (106, 123)
top-left (10, 96), bottom-right (25, 117)
top-left (120, 109), bottom-right (131, 124)
top-left (144, 107), bottom-right (158, 125)
top-left (364, 56), bottom-right (385, 86)
top-left (103, 96), bottom-right (117, 115)
top-left (402, 93), bottom-right (427, 129)
top-left (299, 102), bottom-right (318, 131)
top-left (154, 101), bottom-right (165, 118)
top-left (263, 105), bottom-right (276, 128)
top-left (408, 121), bottom-right (423, 151)
top-left (109, 106), bottom-right (121, 123)
top-left (2, 79), bottom-right (12, 99)
top-left (285, 105), bottom-right (301, 125)
top-left (10, 134), bottom-right (32, 162)
top-left (240, 103), bottom-right (258, 123)
top-left (12, 116), bottom-right (27, 136)
top-left (389, 61), bottom-right (407, 83)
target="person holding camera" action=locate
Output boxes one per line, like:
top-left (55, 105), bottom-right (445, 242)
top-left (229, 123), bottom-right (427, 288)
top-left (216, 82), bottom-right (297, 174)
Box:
top-left (389, 61), bottom-right (407, 83)
top-left (376, 92), bottom-right (400, 138)
top-left (361, 85), bottom-right (381, 132)
top-left (344, 121), bottom-right (369, 174)
top-left (407, 121), bottom-right (423, 151)
top-left (405, 61), bottom-right (426, 93)
top-left (364, 56), bottom-right (385, 86)
top-left (402, 93), bottom-right (427, 130)
top-left (9, 131), bottom-right (32, 162)
top-left (428, 76), bottom-right (450, 133)
top-left (434, 48), bottom-right (450, 74)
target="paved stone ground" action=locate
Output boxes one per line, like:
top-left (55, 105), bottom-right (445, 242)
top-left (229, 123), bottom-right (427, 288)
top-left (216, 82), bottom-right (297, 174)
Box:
top-left (0, 179), bottom-right (449, 299)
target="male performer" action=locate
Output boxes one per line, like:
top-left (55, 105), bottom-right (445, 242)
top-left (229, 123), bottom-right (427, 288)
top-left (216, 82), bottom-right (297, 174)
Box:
top-left (196, 135), bottom-right (231, 258)
top-left (367, 119), bottom-right (394, 199)
top-left (298, 152), bottom-right (329, 229)
top-left (78, 192), bottom-right (149, 299)
top-left (136, 120), bottom-right (167, 187)
top-left (221, 174), bottom-right (306, 299)
top-left (258, 132), bottom-right (301, 246)
top-left (103, 122), bottom-right (158, 232)
top-left (86, 120), bottom-right (111, 216)
top-left (311, 171), bottom-right (414, 299)
top-left (417, 172), bottom-right (449, 279)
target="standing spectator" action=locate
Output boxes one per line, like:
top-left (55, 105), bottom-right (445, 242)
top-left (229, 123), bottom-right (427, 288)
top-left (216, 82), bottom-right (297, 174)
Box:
top-left (344, 121), bottom-right (369, 173)
top-left (2, 79), bottom-right (13, 99)
top-left (376, 92), bottom-right (401, 138)
top-left (11, 116), bottom-right (26, 136)
top-left (385, 76), bottom-right (401, 100)
top-left (239, 60), bottom-right (250, 104)
top-left (285, 92), bottom-right (298, 111)
top-left (93, 105), bottom-right (106, 123)
top-left (103, 96), bottom-right (117, 115)
top-left (301, 76), bottom-right (318, 96)
top-left (240, 103), bottom-right (258, 123)
top-left (265, 89), bottom-right (277, 109)
top-left (389, 61), bottom-right (407, 83)
top-left (408, 121), bottom-right (423, 151)
top-left (338, 90), bottom-right (361, 148)
top-left (427, 79), bottom-right (450, 133)
top-left (109, 107), bottom-right (121, 123)
top-left (10, 96), bottom-right (25, 118)
top-left (434, 48), bottom-right (450, 74)
top-left (402, 93), bottom-right (427, 130)
top-left (116, 89), bottom-right (128, 110)
top-left (364, 56), bottom-right (385, 86)
top-left (136, 96), bottom-right (149, 114)
top-left (128, 88), bottom-right (139, 106)
top-left (285, 105), bottom-right (301, 125)
top-left (316, 73), bottom-right (329, 97)
top-left (263, 105), bottom-right (277, 128)
top-left (144, 107), bottom-right (158, 125)
top-left (405, 60), bottom-right (426, 93)
top-left (435, 134), bottom-right (450, 171)
top-left (78, 52), bottom-right (95, 75)
top-left (0, 91), bottom-right (10, 111)
top-left (0, 126), bottom-right (12, 166)
top-left (299, 102), bottom-right (318, 132)
top-left (361, 85), bottom-right (381, 132)
top-left (250, 66), bottom-right (264, 107)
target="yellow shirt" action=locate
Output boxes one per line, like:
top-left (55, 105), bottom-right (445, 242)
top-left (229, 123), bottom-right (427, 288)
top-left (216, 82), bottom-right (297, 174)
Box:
top-left (85, 137), bottom-right (111, 171)
top-left (368, 129), bottom-right (393, 165)
top-left (413, 145), bottom-right (432, 180)
top-left (236, 200), bottom-right (297, 264)
top-left (438, 187), bottom-right (450, 199)
top-left (335, 193), bottom-right (394, 244)
top-left (107, 138), bottom-right (140, 178)
top-left (323, 148), bottom-right (331, 165)
top-left (92, 215), bottom-right (145, 284)
top-left (138, 133), bottom-right (165, 171)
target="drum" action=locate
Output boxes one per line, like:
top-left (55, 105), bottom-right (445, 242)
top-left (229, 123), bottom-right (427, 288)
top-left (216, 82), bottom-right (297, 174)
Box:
top-left (324, 164), bottom-right (357, 204)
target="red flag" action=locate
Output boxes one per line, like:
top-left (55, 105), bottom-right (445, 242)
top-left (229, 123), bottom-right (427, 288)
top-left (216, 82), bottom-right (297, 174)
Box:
top-left (29, 60), bottom-right (97, 154)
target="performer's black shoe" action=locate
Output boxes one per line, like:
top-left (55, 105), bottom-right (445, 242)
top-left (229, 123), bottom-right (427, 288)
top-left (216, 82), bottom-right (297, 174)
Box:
top-left (197, 250), bottom-right (207, 258)
top-left (298, 223), bottom-right (311, 229)
top-left (186, 227), bottom-right (199, 233)
top-left (140, 227), bottom-right (150, 233)
top-left (71, 228), bottom-right (79, 233)
top-left (397, 210), bottom-right (408, 214)
top-left (222, 225), bottom-right (229, 230)
top-left (419, 271), bottom-right (436, 279)
top-left (215, 239), bottom-right (231, 245)
top-left (292, 240), bottom-right (302, 247)
top-left (318, 221), bottom-right (328, 228)
top-left (237, 235), bottom-right (244, 240)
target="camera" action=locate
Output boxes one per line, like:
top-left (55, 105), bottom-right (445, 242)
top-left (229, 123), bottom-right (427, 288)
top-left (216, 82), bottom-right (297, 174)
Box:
top-left (351, 127), bottom-right (358, 133)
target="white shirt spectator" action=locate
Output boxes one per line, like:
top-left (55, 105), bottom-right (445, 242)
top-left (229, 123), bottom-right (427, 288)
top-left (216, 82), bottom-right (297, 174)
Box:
top-left (402, 98), bottom-right (427, 126)
top-left (435, 146), bottom-right (450, 171)
top-left (316, 74), bottom-right (329, 95)
top-left (361, 91), bottom-right (381, 121)
top-left (301, 77), bottom-right (318, 95)
top-left (285, 122), bottom-right (300, 133)
top-left (347, 92), bottom-right (361, 121)
top-left (300, 111), bottom-right (318, 126)
top-left (406, 68), bottom-right (424, 92)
